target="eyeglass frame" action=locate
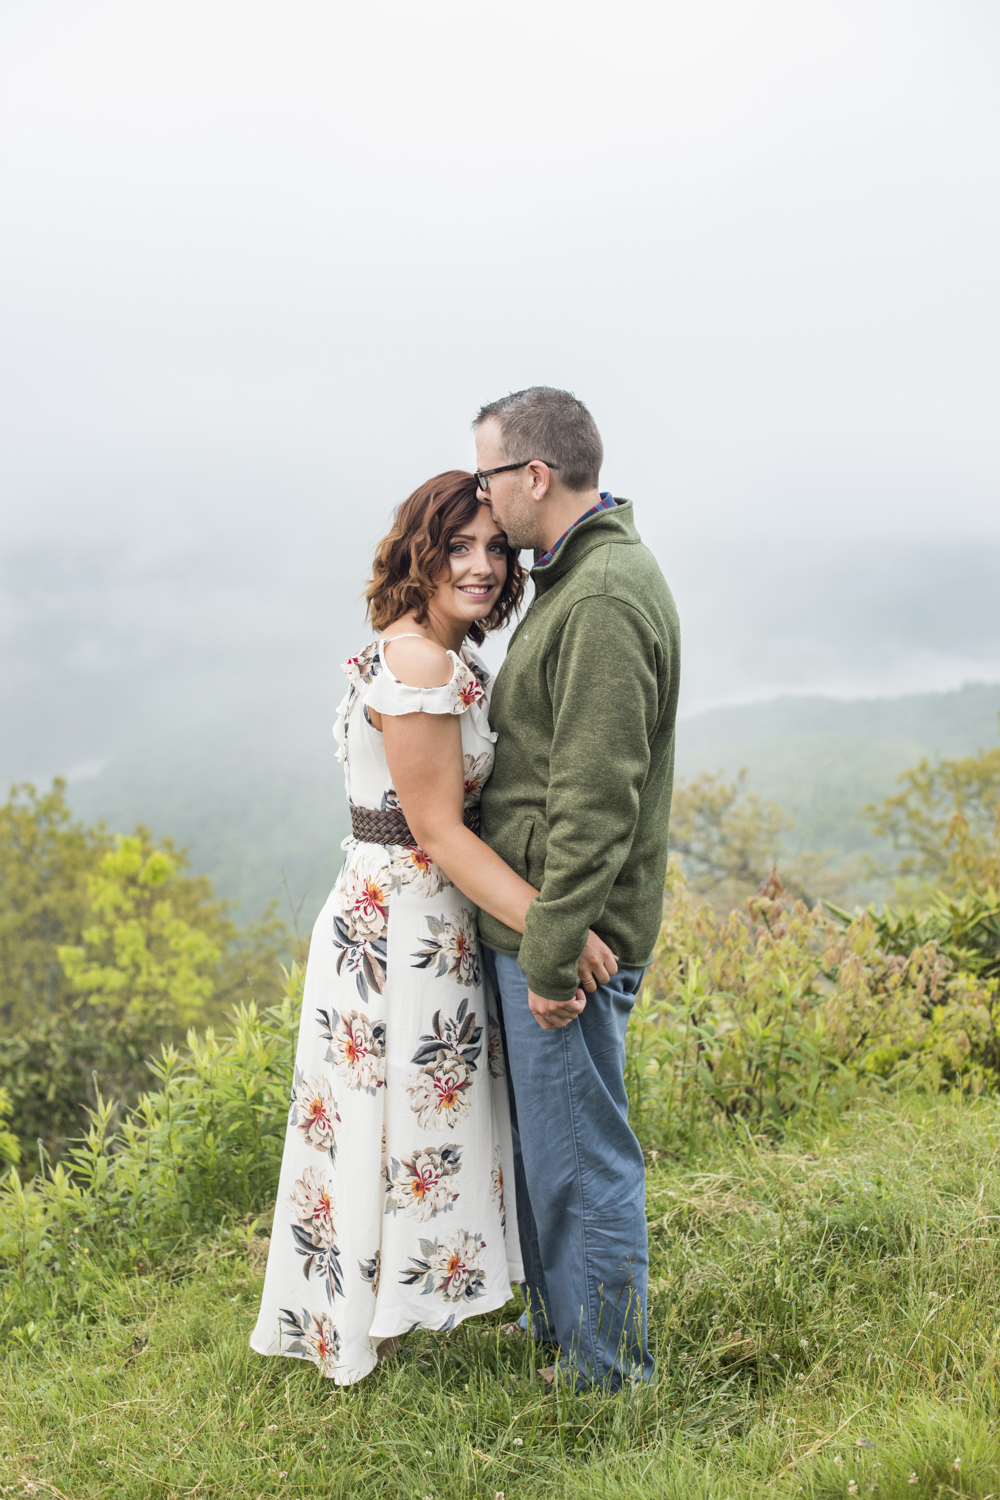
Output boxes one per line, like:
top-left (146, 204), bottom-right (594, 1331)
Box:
top-left (474, 459), bottom-right (559, 494)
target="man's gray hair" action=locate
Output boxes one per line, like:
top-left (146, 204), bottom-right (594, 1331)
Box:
top-left (474, 386), bottom-right (603, 492)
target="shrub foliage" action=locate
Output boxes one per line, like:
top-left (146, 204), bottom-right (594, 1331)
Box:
top-left (0, 782), bottom-right (288, 1155)
top-left (2, 734), bottom-right (999, 1351)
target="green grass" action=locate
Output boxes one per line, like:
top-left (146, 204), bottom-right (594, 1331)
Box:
top-left (5, 1094), bottom-right (1000, 1498)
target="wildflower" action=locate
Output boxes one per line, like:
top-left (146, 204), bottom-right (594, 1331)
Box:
top-left (268, 1424), bottom-right (278, 1431)
top-left (908, 1475), bottom-right (918, 1485)
top-left (848, 1483), bottom-right (857, 1496)
top-left (513, 1436), bottom-right (524, 1446)
top-left (953, 1457), bottom-right (961, 1470)
top-left (278, 1473), bottom-right (287, 1480)
top-left (833, 1454), bottom-right (843, 1466)
top-left (799, 1337), bottom-right (809, 1347)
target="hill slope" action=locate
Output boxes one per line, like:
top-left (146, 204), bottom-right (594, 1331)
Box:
top-left (675, 681), bottom-right (1000, 862)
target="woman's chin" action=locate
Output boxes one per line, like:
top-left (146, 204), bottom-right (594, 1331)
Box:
top-left (454, 595), bottom-right (496, 622)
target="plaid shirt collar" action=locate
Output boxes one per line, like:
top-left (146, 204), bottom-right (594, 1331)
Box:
top-left (534, 492), bottom-right (617, 569)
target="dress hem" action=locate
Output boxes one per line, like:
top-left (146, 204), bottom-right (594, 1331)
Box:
top-left (249, 1280), bottom-right (522, 1386)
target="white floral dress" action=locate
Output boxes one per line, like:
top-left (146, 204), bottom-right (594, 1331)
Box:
top-left (250, 635), bottom-right (522, 1384)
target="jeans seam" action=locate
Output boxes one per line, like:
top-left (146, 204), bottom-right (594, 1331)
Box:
top-left (560, 1021), bottom-right (597, 1367)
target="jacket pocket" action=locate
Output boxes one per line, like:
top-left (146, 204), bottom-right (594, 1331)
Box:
top-left (514, 816), bottom-right (535, 881)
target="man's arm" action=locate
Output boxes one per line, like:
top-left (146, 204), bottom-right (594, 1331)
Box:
top-left (517, 593), bottom-right (662, 1002)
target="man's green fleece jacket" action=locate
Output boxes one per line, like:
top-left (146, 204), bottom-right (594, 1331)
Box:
top-left (478, 498), bottom-right (681, 1001)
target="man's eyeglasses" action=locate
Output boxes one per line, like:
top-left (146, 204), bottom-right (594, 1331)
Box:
top-left (475, 460), bottom-right (559, 494)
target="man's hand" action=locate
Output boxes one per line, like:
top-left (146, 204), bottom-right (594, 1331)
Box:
top-left (577, 929), bottom-right (618, 994)
top-left (529, 986), bottom-right (588, 1031)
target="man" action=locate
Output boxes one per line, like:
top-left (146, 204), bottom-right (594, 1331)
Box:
top-left (474, 386), bottom-right (680, 1391)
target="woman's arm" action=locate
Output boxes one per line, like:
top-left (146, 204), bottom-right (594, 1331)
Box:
top-left (374, 638), bottom-right (618, 1006)
top-left (383, 705), bottom-right (538, 934)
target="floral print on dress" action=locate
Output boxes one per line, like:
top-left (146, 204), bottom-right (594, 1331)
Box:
top-left (388, 843), bottom-right (451, 899)
top-left (450, 662), bottom-right (486, 714)
top-left (406, 999), bottom-right (482, 1130)
top-left (400, 1229), bottom-right (488, 1303)
top-left (463, 751), bottom-right (491, 805)
top-left (466, 657), bottom-right (490, 691)
top-left (344, 642), bottom-right (381, 686)
top-left (318, 1005), bottom-right (386, 1095)
top-left (487, 1015), bottom-right (504, 1078)
top-left (279, 1307), bottom-right (342, 1375)
top-left (289, 1068), bottom-right (341, 1161)
top-left (385, 1144), bottom-right (462, 1220)
top-left (332, 915), bottom-right (387, 998)
top-left (407, 1057), bottom-right (474, 1130)
top-left (411, 999), bottom-right (483, 1072)
top-left (359, 1249), bottom-right (381, 1295)
top-left (412, 911), bottom-right (481, 987)
top-left (490, 1147), bottom-right (506, 1236)
top-left (333, 854), bottom-right (390, 1001)
top-left (339, 855), bottom-right (390, 938)
top-left (287, 1165), bottom-right (344, 1302)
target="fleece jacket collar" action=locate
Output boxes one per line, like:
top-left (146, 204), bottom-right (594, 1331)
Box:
top-left (530, 498), bottom-right (639, 593)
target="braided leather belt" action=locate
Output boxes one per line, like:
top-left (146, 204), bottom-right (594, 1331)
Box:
top-left (350, 803), bottom-right (481, 847)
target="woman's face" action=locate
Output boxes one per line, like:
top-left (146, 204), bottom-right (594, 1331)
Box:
top-left (429, 502), bottom-right (509, 629)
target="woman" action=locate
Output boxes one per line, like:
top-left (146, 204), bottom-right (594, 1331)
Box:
top-left (250, 471), bottom-right (616, 1384)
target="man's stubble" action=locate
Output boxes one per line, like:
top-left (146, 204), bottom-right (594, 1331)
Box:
top-left (493, 473), bottom-right (543, 553)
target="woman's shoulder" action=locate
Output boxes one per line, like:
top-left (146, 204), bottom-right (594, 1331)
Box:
top-left (380, 632), bottom-right (454, 689)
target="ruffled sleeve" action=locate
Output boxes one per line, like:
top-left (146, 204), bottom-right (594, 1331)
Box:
top-left (357, 639), bottom-right (496, 742)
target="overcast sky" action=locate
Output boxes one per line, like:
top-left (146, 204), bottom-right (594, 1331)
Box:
top-left (1, 0), bottom-right (998, 567)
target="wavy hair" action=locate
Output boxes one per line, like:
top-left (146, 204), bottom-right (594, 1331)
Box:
top-left (365, 470), bottom-right (525, 645)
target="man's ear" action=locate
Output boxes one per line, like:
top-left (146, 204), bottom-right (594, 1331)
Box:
top-left (527, 461), bottom-right (553, 501)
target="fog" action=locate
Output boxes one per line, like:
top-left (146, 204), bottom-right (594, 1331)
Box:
top-left (2, 0), bottom-right (999, 915)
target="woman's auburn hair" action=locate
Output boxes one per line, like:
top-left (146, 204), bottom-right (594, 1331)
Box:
top-left (365, 470), bottom-right (526, 645)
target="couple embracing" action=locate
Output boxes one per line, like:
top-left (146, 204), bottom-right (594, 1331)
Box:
top-left (250, 387), bottom-right (681, 1392)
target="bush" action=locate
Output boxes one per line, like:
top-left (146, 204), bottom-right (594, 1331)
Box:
top-left (841, 885), bottom-right (1000, 983)
top-left (0, 966), bottom-right (301, 1340)
top-left (861, 719), bottom-right (1000, 894)
top-left (0, 783), bottom-right (290, 1156)
top-left (625, 866), bottom-right (1000, 1152)
top-left (0, 1087), bottom-right (19, 1168)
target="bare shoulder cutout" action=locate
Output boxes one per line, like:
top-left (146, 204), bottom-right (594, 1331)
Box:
top-left (382, 635), bottom-right (454, 689)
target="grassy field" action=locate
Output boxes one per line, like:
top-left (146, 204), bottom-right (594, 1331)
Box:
top-left (4, 1093), bottom-right (1000, 1499)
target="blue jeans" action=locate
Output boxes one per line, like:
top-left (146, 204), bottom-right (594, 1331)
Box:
top-left (484, 947), bottom-right (653, 1390)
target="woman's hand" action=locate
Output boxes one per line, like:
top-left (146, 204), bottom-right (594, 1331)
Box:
top-left (577, 930), bottom-right (618, 994)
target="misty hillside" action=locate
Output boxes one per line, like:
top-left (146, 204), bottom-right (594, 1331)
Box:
top-left (676, 681), bottom-right (1000, 869)
top-left (3, 537), bottom-right (1000, 927)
